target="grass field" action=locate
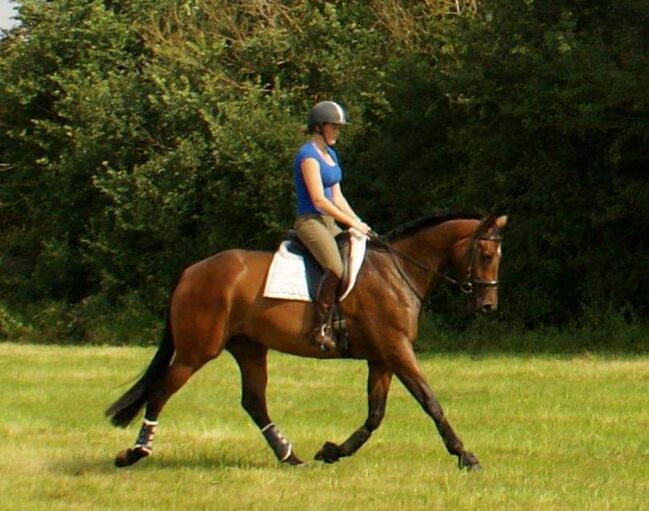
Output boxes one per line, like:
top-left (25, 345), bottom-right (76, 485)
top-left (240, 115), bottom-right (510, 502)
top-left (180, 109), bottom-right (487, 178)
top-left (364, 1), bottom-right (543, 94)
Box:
top-left (0, 343), bottom-right (647, 510)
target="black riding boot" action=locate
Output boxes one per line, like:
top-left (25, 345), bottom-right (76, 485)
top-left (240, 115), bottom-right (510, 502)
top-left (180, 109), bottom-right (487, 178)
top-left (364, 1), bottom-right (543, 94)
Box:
top-left (312, 269), bottom-right (341, 351)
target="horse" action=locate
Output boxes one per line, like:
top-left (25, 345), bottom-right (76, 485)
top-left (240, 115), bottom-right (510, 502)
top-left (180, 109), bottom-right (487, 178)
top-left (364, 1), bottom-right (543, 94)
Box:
top-left (105, 212), bottom-right (507, 471)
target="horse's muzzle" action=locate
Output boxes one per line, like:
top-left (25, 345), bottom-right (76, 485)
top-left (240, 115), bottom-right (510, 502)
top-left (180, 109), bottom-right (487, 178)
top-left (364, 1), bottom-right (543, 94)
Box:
top-left (472, 289), bottom-right (498, 313)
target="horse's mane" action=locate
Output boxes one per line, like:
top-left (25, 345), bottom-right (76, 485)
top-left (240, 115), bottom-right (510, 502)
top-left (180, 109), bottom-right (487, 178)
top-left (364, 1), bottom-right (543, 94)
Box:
top-left (380, 211), bottom-right (484, 243)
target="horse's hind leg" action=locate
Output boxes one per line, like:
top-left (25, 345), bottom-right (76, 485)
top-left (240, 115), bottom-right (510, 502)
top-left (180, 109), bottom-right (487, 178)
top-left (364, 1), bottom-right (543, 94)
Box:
top-left (115, 359), bottom-right (198, 467)
top-left (316, 361), bottom-right (393, 463)
top-left (227, 337), bottom-right (304, 466)
top-left (391, 344), bottom-right (481, 471)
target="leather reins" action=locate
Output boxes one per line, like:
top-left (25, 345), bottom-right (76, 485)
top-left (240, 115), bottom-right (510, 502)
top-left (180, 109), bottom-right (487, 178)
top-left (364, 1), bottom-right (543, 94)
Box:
top-left (368, 221), bottom-right (502, 302)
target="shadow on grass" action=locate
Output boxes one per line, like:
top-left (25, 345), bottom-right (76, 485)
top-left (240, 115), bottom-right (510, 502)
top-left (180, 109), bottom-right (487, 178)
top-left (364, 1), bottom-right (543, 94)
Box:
top-left (53, 450), bottom-right (287, 476)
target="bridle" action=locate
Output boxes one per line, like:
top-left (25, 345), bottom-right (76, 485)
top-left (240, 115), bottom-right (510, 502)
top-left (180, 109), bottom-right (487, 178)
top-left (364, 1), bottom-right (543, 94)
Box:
top-left (370, 220), bottom-right (502, 302)
top-left (460, 231), bottom-right (502, 294)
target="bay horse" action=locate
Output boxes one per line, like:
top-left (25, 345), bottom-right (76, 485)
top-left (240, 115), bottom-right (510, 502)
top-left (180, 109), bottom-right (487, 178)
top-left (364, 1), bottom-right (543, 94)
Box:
top-left (106, 213), bottom-right (507, 470)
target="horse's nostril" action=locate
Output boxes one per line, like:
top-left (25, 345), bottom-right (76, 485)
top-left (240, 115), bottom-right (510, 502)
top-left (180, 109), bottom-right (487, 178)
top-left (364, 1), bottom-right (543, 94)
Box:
top-left (481, 303), bottom-right (496, 312)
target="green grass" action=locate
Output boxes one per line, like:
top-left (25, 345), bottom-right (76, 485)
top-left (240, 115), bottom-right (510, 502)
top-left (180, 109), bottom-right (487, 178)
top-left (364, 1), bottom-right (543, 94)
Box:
top-left (0, 343), bottom-right (647, 510)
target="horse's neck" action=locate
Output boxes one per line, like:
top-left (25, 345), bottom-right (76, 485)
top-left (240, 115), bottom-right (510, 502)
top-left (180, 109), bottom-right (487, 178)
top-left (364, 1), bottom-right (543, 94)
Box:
top-left (390, 219), bottom-right (478, 297)
top-left (393, 219), bottom-right (477, 265)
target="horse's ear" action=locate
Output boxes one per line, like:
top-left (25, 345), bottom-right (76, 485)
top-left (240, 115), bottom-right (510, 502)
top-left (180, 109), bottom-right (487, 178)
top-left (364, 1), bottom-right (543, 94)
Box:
top-left (495, 215), bottom-right (508, 229)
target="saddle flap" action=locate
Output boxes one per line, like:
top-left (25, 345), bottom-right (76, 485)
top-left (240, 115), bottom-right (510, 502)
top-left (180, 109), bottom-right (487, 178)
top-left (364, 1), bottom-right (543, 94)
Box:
top-left (264, 229), bottom-right (366, 302)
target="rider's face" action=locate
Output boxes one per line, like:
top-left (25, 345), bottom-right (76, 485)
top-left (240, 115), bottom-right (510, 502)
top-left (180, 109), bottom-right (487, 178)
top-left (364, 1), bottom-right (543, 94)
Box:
top-left (321, 123), bottom-right (342, 145)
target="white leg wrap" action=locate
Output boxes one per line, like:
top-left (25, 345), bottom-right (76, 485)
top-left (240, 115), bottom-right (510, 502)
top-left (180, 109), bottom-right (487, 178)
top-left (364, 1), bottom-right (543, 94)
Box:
top-left (280, 444), bottom-right (293, 462)
top-left (134, 419), bottom-right (157, 453)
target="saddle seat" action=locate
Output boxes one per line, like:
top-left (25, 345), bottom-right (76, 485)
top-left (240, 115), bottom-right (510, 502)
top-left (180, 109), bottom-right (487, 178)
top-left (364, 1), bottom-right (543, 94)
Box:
top-left (285, 229), bottom-right (353, 294)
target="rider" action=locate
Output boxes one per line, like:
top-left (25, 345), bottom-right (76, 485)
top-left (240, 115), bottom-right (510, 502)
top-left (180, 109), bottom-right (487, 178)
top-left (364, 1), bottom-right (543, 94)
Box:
top-left (293, 100), bottom-right (372, 351)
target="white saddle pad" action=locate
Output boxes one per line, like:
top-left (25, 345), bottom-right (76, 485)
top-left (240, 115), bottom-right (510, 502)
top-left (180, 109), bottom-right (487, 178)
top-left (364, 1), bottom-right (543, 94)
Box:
top-left (263, 228), bottom-right (367, 302)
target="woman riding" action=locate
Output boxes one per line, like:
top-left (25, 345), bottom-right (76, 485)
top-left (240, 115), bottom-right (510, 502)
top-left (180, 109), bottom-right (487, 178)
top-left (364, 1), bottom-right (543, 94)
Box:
top-left (293, 100), bottom-right (372, 351)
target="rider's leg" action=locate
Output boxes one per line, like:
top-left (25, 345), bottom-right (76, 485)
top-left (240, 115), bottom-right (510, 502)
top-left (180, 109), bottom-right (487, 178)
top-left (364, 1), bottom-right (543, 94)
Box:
top-left (294, 214), bottom-right (344, 350)
top-left (311, 268), bottom-right (341, 350)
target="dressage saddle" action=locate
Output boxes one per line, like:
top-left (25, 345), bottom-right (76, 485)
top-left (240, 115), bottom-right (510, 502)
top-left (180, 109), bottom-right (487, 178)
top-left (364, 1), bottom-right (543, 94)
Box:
top-left (285, 229), bottom-right (352, 355)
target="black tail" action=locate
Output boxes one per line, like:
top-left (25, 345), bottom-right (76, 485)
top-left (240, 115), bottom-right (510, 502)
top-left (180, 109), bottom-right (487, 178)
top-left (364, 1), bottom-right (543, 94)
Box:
top-left (105, 315), bottom-right (175, 428)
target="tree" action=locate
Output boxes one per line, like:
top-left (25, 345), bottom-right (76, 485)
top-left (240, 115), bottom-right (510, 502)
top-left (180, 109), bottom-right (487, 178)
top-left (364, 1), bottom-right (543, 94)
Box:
top-left (1, 0), bottom-right (647, 342)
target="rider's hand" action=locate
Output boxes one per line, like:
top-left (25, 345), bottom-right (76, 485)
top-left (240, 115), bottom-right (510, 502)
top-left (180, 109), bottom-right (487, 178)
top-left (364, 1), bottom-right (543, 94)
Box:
top-left (353, 220), bottom-right (372, 235)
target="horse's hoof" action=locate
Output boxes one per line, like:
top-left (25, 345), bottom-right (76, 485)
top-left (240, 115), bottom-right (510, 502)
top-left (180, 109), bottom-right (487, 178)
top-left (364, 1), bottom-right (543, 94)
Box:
top-left (315, 441), bottom-right (340, 464)
top-left (114, 447), bottom-right (150, 468)
top-left (282, 452), bottom-right (306, 467)
top-left (458, 451), bottom-right (481, 471)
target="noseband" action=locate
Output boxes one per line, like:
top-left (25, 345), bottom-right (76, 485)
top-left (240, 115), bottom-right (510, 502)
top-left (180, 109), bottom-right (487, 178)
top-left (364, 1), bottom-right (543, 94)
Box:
top-left (372, 222), bottom-right (502, 301)
top-left (460, 233), bottom-right (502, 294)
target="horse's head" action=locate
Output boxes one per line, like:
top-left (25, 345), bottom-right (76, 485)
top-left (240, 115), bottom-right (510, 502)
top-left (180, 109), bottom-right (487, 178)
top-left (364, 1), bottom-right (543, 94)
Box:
top-left (452, 215), bottom-right (508, 313)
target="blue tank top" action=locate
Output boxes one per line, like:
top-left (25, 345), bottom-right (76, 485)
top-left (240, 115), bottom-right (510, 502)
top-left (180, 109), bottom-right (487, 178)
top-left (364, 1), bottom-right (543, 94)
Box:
top-left (293, 142), bottom-right (342, 215)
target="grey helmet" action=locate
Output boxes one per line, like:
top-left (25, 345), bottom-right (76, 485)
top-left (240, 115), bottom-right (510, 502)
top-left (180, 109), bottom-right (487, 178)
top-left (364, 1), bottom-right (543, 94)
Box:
top-left (307, 101), bottom-right (348, 132)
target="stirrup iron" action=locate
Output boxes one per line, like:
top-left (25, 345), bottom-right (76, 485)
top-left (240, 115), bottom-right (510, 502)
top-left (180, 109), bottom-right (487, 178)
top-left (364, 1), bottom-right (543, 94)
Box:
top-left (316, 323), bottom-right (335, 351)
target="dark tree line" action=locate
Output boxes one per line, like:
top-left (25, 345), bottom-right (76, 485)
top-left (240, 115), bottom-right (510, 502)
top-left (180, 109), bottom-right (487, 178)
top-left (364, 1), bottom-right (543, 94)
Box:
top-left (1, 0), bottom-right (647, 343)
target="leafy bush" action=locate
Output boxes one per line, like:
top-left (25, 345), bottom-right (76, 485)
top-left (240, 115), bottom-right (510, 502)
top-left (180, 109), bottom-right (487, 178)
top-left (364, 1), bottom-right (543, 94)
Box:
top-left (1, 0), bottom-right (647, 346)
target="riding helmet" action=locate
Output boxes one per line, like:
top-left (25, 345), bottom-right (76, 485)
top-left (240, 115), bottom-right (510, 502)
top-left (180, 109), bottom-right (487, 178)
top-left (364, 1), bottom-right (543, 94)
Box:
top-left (307, 101), bottom-right (348, 132)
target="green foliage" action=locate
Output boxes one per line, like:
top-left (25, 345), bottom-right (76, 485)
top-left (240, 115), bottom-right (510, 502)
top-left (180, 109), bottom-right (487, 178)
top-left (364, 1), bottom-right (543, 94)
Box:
top-left (0, 293), bottom-right (158, 345)
top-left (0, 302), bottom-right (33, 341)
top-left (0, 0), bottom-right (141, 302)
top-left (440, 0), bottom-right (649, 326)
top-left (358, 0), bottom-right (649, 327)
top-left (1, 0), bottom-right (648, 343)
top-left (417, 306), bottom-right (648, 354)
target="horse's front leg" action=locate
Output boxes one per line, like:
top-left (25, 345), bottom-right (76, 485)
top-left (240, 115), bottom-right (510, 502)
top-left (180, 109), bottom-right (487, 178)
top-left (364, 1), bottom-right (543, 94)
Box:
top-left (391, 344), bottom-right (481, 471)
top-left (315, 361), bottom-right (392, 463)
